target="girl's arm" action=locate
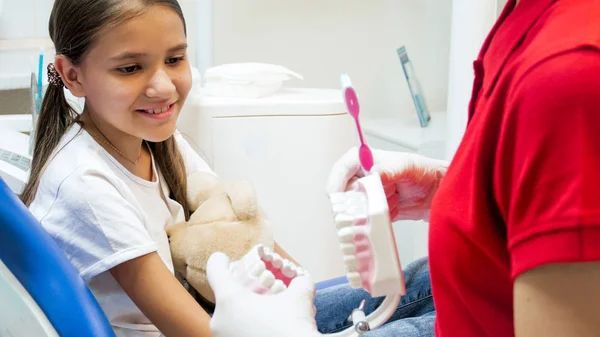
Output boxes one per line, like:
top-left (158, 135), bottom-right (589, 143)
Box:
top-left (110, 252), bottom-right (212, 337)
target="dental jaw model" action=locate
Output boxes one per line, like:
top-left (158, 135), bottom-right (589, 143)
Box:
top-left (228, 244), bottom-right (308, 295)
top-left (225, 74), bottom-right (405, 335)
top-left (325, 74), bottom-right (406, 336)
top-left (328, 175), bottom-right (406, 335)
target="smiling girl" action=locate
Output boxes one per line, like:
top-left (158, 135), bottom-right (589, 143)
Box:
top-left (21, 1), bottom-right (218, 336)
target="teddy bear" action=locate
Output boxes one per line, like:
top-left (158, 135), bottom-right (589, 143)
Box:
top-left (166, 171), bottom-right (274, 307)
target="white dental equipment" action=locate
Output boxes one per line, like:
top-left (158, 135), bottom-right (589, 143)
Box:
top-left (0, 44), bottom-right (47, 194)
top-left (0, 70), bottom-right (38, 195)
top-left (0, 126), bottom-right (31, 195)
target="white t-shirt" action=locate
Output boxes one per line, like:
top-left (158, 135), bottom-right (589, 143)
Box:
top-left (29, 123), bottom-right (215, 337)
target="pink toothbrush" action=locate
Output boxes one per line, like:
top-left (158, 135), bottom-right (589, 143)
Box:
top-left (340, 73), bottom-right (374, 172)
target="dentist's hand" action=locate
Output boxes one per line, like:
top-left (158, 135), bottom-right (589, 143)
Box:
top-left (207, 252), bottom-right (323, 337)
top-left (327, 147), bottom-right (449, 222)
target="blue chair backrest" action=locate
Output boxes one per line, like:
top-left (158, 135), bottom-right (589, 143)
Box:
top-left (0, 178), bottom-right (115, 337)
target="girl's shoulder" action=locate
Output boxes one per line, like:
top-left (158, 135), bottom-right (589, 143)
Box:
top-left (173, 129), bottom-right (217, 177)
top-left (35, 124), bottom-right (129, 203)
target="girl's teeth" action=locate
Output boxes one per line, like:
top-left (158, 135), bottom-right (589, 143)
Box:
top-left (145, 105), bottom-right (170, 114)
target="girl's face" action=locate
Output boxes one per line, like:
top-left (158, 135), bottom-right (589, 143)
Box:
top-left (76, 5), bottom-right (191, 143)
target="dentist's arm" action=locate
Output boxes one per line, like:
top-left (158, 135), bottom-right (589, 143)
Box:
top-left (501, 50), bottom-right (600, 337)
top-left (514, 262), bottom-right (600, 337)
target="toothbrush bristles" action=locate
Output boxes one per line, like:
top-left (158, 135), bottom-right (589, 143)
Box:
top-left (340, 73), bottom-right (353, 88)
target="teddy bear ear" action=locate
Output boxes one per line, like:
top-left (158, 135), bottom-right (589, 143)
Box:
top-left (224, 180), bottom-right (259, 220)
top-left (187, 172), bottom-right (226, 211)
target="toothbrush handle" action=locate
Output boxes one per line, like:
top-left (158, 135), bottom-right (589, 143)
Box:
top-left (352, 115), bottom-right (367, 146)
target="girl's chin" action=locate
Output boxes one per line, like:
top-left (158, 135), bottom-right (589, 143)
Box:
top-left (141, 123), bottom-right (179, 143)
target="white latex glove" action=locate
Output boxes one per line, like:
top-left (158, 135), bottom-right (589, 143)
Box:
top-left (207, 252), bottom-right (323, 337)
top-left (327, 147), bottom-right (449, 222)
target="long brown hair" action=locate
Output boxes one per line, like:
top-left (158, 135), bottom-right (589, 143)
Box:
top-left (21, 0), bottom-right (192, 220)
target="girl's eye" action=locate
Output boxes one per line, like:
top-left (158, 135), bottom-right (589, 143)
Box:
top-left (166, 56), bottom-right (185, 65)
top-left (117, 65), bottom-right (140, 74)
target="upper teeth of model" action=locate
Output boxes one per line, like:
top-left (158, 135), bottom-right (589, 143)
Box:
top-left (145, 105), bottom-right (170, 114)
top-left (330, 191), bottom-right (369, 288)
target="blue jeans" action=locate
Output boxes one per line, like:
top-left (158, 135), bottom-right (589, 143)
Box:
top-left (314, 257), bottom-right (435, 336)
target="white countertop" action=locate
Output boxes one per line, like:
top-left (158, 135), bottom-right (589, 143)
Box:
top-left (362, 111), bottom-right (446, 152)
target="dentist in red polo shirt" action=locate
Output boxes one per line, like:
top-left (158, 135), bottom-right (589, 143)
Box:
top-left (204, 0), bottom-right (600, 336)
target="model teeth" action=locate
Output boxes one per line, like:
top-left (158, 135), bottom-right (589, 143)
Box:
top-left (282, 260), bottom-right (297, 278)
top-left (331, 191), bottom-right (371, 289)
top-left (296, 267), bottom-right (307, 277)
top-left (338, 226), bottom-right (355, 242)
top-left (271, 253), bottom-right (283, 269)
top-left (259, 246), bottom-right (273, 262)
top-left (250, 260), bottom-right (266, 277)
top-left (344, 255), bottom-right (357, 271)
top-left (253, 244), bottom-right (307, 290)
top-left (335, 213), bottom-right (354, 229)
top-left (347, 271), bottom-right (362, 288)
top-left (340, 242), bottom-right (355, 255)
top-left (233, 245), bottom-right (315, 296)
top-left (270, 280), bottom-right (286, 294)
top-left (257, 245), bottom-right (267, 259)
top-left (259, 270), bottom-right (275, 288)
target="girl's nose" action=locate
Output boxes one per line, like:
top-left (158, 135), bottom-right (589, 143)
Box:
top-left (146, 69), bottom-right (176, 98)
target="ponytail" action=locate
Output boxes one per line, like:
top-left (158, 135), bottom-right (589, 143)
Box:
top-left (150, 139), bottom-right (191, 221)
top-left (20, 81), bottom-right (78, 206)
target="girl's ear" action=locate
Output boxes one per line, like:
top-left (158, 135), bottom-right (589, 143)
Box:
top-left (54, 55), bottom-right (86, 98)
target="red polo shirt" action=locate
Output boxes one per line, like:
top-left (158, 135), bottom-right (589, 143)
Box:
top-left (428, 0), bottom-right (600, 335)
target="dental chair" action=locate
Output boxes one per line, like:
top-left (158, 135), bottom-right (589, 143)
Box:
top-left (0, 178), bottom-right (115, 337)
